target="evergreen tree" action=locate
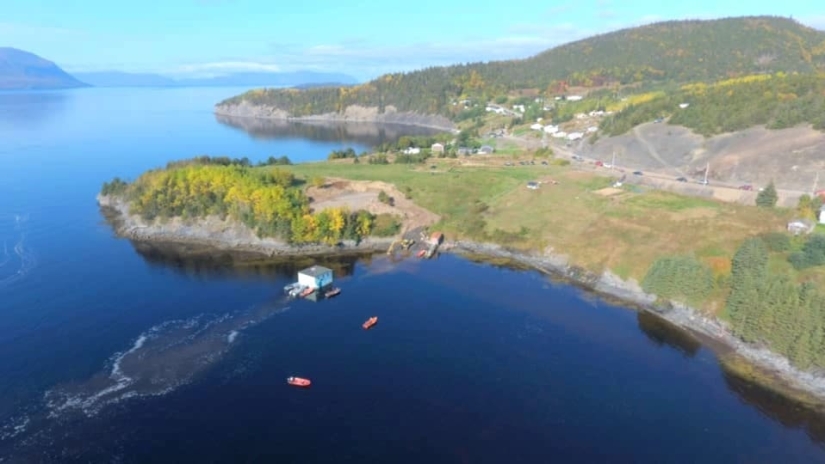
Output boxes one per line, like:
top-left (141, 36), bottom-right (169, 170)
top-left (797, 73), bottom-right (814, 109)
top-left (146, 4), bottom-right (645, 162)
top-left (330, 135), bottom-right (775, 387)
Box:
top-left (755, 181), bottom-right (778, 208)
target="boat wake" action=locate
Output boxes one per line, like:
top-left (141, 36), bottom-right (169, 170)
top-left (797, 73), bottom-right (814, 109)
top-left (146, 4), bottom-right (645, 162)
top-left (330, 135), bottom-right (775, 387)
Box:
top-left (0, 297), bottom-right (291, 457)
top-left (0, 214), bottom-right (37, 289)
top-left (44, 300), bottom-right (291, 418)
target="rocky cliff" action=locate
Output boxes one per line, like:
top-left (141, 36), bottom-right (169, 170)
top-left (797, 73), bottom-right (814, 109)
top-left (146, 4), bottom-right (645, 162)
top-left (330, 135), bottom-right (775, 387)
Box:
top-left (214, 101), bottom-right (456, 132)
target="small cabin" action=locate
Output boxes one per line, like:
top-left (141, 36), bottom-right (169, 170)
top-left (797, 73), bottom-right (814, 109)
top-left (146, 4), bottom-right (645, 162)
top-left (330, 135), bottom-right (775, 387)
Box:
top-left (297, 265), bottom-right (334, 290)
top-left (429, 231), bottom-right (444, 246)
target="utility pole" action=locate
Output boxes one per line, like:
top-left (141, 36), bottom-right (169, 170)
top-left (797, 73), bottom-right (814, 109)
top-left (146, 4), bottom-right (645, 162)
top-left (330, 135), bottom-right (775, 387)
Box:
top-left (703, 162), bottom-right (709, 185)
top-left (611, 151), bottom-right (616, 171)
top-left (813, 171), bottom-right (819, 196)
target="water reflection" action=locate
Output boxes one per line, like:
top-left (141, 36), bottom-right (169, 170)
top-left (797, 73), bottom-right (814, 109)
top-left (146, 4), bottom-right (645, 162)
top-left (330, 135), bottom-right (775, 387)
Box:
top-left (0, 91), bottom-right (69, 130)
top-left (636, 311), bottom-right (701, 358)
top-left (723, 368), bottom-right (825, 446)
top-left (215, 113), bottom-right (445, 146)
top-left (130, 240), bottom-right (362, 281)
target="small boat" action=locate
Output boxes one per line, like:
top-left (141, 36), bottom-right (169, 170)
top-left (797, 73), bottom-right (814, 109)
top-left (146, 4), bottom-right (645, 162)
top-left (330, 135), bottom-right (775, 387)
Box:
top-left (299, 287), bottom-right (315, 298)
top-left (284, 282), bottom-right (300, 294)
top-left (287, 376), bottom-right (311, 387)
top-left (325, 287), bottom-right (341, 298)
top-left (416, 250), bottom-right (427, 258)
top-left (362, 316), bottom-right (378, 330)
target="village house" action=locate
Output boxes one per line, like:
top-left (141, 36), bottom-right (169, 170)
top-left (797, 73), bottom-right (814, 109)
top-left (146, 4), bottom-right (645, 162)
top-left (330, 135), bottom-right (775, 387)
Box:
top-left (819, 205), bottom-right (825, 224)
top-left (478, 145), bottom-right (495, 154)
top-left (457, 147), bottom-right (473, 156)
top-left (431, 143), bottom-right (444, 154)
top-left (402, 147), bottom-right (421, 155)
top-left (787, 219), bottom-right (815, 235)
top-left (526, 181), bottom-right (539, 190)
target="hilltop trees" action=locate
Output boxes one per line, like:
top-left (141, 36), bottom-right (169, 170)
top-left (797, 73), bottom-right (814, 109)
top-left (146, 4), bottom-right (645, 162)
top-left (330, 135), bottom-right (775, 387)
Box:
top-left (100, 160), bottom-right (386, 245)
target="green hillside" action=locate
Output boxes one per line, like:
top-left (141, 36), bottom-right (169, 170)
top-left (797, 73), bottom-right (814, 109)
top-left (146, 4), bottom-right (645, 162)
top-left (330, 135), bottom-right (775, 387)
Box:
top-left (602, 73), bottom-right (825, 136)
top-left (218, 16), bottom-right (825, 119)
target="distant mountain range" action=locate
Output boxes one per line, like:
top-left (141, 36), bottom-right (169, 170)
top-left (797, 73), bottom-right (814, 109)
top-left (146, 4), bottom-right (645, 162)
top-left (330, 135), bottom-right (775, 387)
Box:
top-left (72, 71), bottom-right (359, 88)
top-left (0, 47), bottom-right (88, 90)
top-left (0, 47), bottom-right (359, 90)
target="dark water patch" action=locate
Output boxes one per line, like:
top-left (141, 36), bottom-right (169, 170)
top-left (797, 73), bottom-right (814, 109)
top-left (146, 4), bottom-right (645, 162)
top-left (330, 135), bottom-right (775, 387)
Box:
top-left (215, 114), bottom-right (445, 147)
top-left (723, 361), bottom-right (825, 447)
top-left (130, 240), bottom-right (363, 280)
top-left (637, 310), bottom-right (702, 358)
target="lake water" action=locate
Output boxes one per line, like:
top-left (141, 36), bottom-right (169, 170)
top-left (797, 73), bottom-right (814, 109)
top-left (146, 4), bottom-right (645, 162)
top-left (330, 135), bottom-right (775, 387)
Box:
top-left (1, 87), bottom-right (825, 463)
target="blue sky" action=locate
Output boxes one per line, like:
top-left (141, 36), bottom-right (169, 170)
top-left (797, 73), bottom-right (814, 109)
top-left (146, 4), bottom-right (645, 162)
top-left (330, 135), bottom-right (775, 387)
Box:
top-left (1, 0), bottom-right (823, 81)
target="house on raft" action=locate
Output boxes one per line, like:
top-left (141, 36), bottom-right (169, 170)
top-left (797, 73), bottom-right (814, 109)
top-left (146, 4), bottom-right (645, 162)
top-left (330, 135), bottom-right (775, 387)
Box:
top-left (298, 265), bottom-right (333, 290)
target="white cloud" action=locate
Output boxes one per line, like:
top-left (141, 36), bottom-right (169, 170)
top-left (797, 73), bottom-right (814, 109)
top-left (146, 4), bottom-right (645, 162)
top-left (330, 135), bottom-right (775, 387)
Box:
top-left (168, 61), bottom-right (282, 77)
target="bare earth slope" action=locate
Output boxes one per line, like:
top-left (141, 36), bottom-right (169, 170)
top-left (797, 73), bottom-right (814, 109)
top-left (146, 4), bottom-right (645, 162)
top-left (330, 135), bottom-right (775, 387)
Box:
top-left (581, 123), bottom-right (825, 192)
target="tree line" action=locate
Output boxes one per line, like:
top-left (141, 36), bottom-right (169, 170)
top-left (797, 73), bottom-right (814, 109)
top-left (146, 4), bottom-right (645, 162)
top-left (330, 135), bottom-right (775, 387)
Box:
top-left (100, 160), bottom-right (393, 245)
top-left (217, 17), bottom-right (824, 120)
top-left (602, 73), bottom-right (825, 136)
top-left (642, 229), bottom-right (825, 370)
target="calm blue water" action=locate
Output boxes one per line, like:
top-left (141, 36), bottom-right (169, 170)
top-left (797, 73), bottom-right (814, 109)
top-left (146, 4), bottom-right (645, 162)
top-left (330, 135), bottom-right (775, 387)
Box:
top-left (1, 87), bottom-right (825, 463)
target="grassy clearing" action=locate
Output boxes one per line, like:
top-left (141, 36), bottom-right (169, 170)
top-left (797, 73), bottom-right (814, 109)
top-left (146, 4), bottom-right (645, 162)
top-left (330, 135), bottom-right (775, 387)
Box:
top-left (285, 160), bottom-right (790, 290)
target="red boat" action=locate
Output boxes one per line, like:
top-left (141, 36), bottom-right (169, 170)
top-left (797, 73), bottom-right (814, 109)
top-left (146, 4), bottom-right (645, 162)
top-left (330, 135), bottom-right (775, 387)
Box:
top-left (362, 316), bottom-right (378, 330)
top-left (299, 287), bottom-right (314, 298)
top-left (287, 376), bottom-right (311, 387)
top-left (416, 250), bottom-right (427, 258)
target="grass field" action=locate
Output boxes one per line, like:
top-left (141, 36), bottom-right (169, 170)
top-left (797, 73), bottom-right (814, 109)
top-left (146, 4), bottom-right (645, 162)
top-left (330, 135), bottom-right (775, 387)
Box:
top-left (286, 159), bottom-right (792, 299)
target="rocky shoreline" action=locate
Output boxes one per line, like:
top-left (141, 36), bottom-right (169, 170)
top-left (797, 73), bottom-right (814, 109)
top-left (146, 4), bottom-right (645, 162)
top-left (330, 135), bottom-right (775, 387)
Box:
top-left (448, 241), bottom-right (825, 404)
top-left (98, 193), bottom-right (825, 404)
top-left (214, 101), bottom-right (457, 133)
top-left (97, 194), bottom-right (395, 258)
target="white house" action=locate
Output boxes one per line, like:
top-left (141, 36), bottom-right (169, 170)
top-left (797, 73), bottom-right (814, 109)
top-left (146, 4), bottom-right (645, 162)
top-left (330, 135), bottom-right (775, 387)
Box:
top-left (586, 126), bottom-right (598, 133)
top-left (298, 265), bottom-right (334, 290)
top-left (552, 131), bottom-right (568, 138)
top-left (402, 147), bottom-right (421, 155)
top-left (788, 219), bottom-right (815, 235)
top-left (530, 123), bottom-right (544, 131)
top-left (513, 104), bottom-right (525, 113)
top-left (567, 95), bottom-right (583, 101)
top-left (819, 206), bottom-right (825, 224)
top-left (431, 143), bottom-right (444, 154)
top-left (679, 103), bottom-right (690, 109)
top-left (543, 125), bottom-right (559, 134)
top-left (567, 132), bottom-right (584, 141)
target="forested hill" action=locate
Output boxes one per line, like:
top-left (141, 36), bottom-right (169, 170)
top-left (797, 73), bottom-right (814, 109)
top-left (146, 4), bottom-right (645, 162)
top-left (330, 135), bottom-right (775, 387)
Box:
top-left (217, 16), bottom-right (825, 119)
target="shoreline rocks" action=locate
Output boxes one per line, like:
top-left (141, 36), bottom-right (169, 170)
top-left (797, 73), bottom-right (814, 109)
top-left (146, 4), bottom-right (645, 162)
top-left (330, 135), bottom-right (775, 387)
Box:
top-left (214, 101), bottom-right (458, 133)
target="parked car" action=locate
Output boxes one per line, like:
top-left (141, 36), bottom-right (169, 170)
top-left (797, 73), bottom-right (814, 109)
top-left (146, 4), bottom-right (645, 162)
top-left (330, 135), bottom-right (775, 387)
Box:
top-left (697, 179), bottom-right (709, 185)
top-left (632, 171), bottom-right (643, 175)
top-left (541, 161), bottom-right (548, 165)
top-left (595, 160), bottom-right (604, 167)
top-left (676, 177), bottom-right (688, 182)
top-left (572, 155), bottom-right (583, 161)
top-left (738, 184), bottom-right (753, 191)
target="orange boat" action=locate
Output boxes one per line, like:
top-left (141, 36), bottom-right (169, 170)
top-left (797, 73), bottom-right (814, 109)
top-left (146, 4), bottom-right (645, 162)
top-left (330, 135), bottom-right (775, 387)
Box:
top-left (362, 316), bottom-right (378, 330)
top-left (287, 376), bottom-right (311, 387)
top-left (299, 287), bottom-right (314, 298)
top-left (416, 250), bottom-right (427, 258)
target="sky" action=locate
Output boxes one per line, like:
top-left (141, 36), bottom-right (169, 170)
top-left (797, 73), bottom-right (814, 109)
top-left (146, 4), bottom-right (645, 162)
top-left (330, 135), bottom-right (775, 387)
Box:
top-left (1, 0), bottom-right (823, 82)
